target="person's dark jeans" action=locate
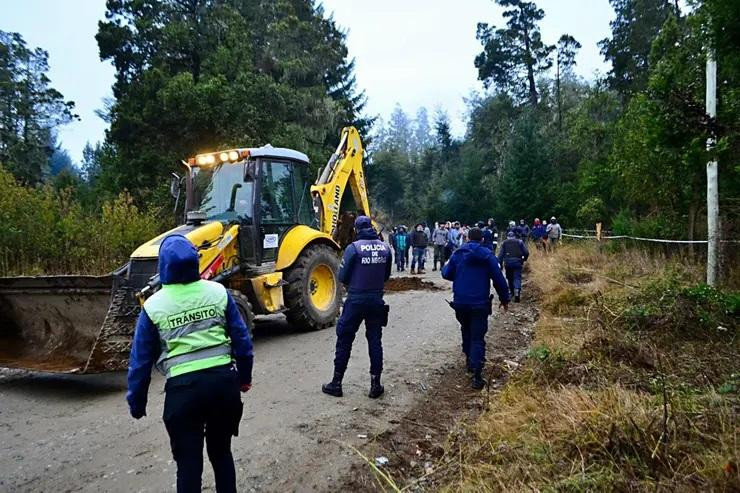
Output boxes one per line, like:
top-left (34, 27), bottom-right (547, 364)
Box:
top-left (433, 245), bottom-right (445, 269)
top-left (504, 264), bottom-right (523, 294)
top-left (395, 248), bottom-right (407, 270)
top-left (334, 299), bottom-right (388, 376)
top-left (410, 247), bottom-right (426, 271)
top-left (163, 366), bottom-right (243, 493)
top-left (454, 307), bottom-right (489, 370)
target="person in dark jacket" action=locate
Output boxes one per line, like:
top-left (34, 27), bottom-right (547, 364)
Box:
top-left (497, 231), bottom-right (530, 302)
top-left (322, 215), bottom-right (392, 399)
top-left (478, 221), bottom-right (495, 254)
top-left (127, 235), bottom-right (253, 493)
top-left (519, 219), bottom-right (531, 242)
top-left (441, 228), bottom-right (510, 389)
top-left (409, 223), bottom-right (428, 274)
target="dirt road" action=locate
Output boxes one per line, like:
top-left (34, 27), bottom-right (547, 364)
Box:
top-left (0, 267), bottom-right (535, 492)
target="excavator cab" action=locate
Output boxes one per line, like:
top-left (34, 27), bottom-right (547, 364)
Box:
top-left (179, 146), bottom-right (315, 266)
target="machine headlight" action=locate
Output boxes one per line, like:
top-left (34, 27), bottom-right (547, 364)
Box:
top-left (228, 151), bottom-right (239, 161)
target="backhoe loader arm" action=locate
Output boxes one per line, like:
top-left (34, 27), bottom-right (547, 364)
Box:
top-left (310, 126), bottom-right (371, 238)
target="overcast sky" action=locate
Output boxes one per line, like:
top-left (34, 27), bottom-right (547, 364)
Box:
top-left (2, 0), bottom-right (614, 163)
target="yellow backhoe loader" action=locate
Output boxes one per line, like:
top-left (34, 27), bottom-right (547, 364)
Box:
top-left (0, 126), bottom-right (372, 373)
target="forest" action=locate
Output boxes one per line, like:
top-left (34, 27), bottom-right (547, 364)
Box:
top-left (0, 0), bottom-right (738, 275)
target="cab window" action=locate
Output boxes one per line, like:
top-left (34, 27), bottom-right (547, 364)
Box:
top-left (259, 160), bottom-right (294, 224)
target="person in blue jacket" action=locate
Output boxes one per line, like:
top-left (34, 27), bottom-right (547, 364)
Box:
top-left (441, 227), bottom-right (510, 390)
top-left (126, 235), bottom-right (253, 493)
top-left (323, 215), bottom-right (392, 399)
top-left (498, 231), bottom-right (530, 302)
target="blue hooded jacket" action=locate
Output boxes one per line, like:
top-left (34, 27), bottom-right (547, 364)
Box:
top-left (441, 241), bottom-right (510, 308)
top-left (126, 234), bottom-right (254, 417)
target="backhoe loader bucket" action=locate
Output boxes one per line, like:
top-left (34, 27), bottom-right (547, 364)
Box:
top-left (0, 272), bottom-right (140, 373)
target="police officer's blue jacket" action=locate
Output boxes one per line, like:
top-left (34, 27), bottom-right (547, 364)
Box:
top-left (126, 235), bottom-right (254, 417)
top-left (481, 228), bottom-right (495, 251)
top-left (339, 226), bottom-right (392, 302)
top-left (498, 234), bottom-right (529, 269)
top-left (441, 241), bottom-right (510, 309)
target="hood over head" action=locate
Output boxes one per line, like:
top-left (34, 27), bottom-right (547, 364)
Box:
top-left (457, 240), bottom-right (493, 261)
top-left (507, 231), bottom-right (516, 238)
top-left (354, 215), bottom-right (372, 231)
top-left (158, 234), bottom-right (200, 285)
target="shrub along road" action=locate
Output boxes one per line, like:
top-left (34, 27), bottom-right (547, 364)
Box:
top-left (0, 266), bottom-right (535, 492)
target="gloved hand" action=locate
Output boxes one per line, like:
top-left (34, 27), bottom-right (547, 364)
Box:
top-left (130, 405), bottom-right (146, 419)
top-left (240, 383), bottom-right (252, 393)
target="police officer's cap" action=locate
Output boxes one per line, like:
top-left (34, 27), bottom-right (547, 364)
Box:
top-left (354, 215), bottom-right (373, 230)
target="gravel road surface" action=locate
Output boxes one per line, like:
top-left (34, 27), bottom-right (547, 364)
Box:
top-left (0, 267), bottom-right (523, 492)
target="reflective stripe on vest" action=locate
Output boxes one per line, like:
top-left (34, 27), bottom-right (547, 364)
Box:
top-left (144, 279), bottom-right (232, 378)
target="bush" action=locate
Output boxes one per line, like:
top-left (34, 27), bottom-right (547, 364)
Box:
top-left (0, 165), bottom-right (164, 275)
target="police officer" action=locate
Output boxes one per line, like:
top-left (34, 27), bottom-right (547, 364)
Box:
top-left (442, 227), bottom-right (510, 389)
top-left (127, 235), bottom-right (253, 493)
top-left (498, 231), bottom-right (530, 302)
top-left (322, 215), bottom-right (392, 398)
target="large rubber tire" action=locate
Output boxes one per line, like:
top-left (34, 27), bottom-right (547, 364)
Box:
top-left (284, 244), bottom-right (341, 331)
top-left (228, 289), bottom-right (254, 339)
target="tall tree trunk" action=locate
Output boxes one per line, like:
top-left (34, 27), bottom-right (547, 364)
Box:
top-left (556, 59), bottom-right (562, 131)
top-left (524, 32), bottom-right (538, 105)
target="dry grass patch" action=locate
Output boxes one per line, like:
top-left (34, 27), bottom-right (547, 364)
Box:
top-left (434, 244), bottom-right (739, 492)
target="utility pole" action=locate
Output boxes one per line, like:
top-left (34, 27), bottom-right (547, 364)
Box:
top-left (705, 48), bottom-right (719, 286)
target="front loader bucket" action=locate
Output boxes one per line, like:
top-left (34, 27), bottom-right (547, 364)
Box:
top-left (0, 273), bottom-right (140, 373)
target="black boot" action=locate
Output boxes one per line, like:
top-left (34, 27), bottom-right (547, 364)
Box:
top-left (471, 369), bottom-right (486, 390)
top-left (322, 371), bottom-right (343, 397)
top-left (368, 374), bottom-right (384, 398)
top-left (514, 289), bottom-right (521, 303)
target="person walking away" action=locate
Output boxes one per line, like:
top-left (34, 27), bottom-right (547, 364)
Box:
top-left (127, 235), bottom-right (253, 493)
top-left (322, 216), bottom-right (391, 398)
top-left (498, 231), bottom-right (529, 302)
top-left (410, 223), bottom-right (428, 274)
top-left (393, 226), bottom-right (408, 271)
top-left (479, 221), bottom-right (495, 254)
top-left (487, 218), bottom-right (499, 254)
top-left (519, 219), bottom-right (531, 243)
top-left (531, 218), bottom-right (546, 251)
top-left (442, 228), bottom-right (510, 389)
top-left (546, 217), bottom-right (562, 252)
top-left (432, 221), bottom-right (449, 271)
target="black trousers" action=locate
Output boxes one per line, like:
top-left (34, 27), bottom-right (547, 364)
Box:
top-left (163, 365), bottom-right (243, 493)
top-left (334, 299), bottom-right (388, 376)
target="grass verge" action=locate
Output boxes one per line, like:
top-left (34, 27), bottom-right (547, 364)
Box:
top-left (436, 243), bottom-right (738, 491)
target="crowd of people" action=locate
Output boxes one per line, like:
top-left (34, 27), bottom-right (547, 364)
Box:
top-left (388, 217), bottom-right (563, 272)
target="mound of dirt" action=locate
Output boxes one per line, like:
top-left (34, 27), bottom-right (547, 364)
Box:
top-left (385, 277), bottom-right (444, 292)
